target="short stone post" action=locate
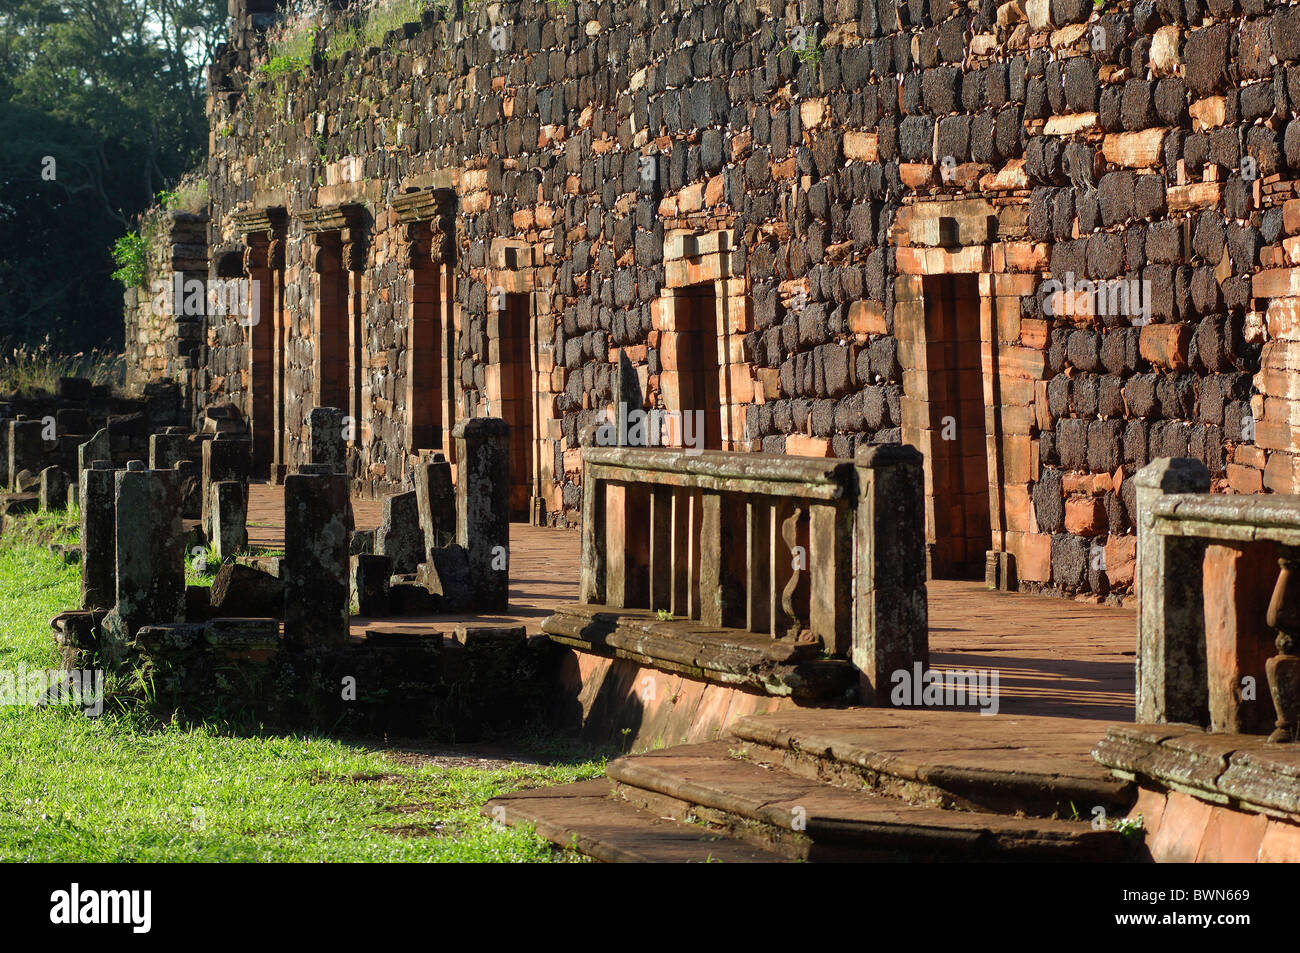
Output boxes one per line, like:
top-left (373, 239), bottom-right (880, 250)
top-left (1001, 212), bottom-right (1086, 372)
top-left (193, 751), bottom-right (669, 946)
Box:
top-left (283, 464), bottom-right (350, 648)
top-left (350, 554), bottom-right (392, 617)
top-left (211, 480), bottom-right (248, 561)
top-left (77, 428), bottom-right (111, 474)
top-left (201, 433), bottom-right (250, 534)
top-left (39, 465), bottom-right (69, 511)
top-left (9, 418), bottom-right (44, 491)
top-left (854, 444), bottom-right (929, 705)
top-left (413, 453), bottom-right (455, 553)
top-left (111, 461), bottom-right (186, 641)
top-left (377, 490), bottom-right (424, 574)
top-left (1135, 457), bottom-right (1212, 724)
top-left (149, 427), bottom-right (190, 470)
top-left (454, 418), bottom-right (510, 610)
top-left (80, 461), bottom-right (116, 611)
top-left (308, 407), bottom-right (347, 473)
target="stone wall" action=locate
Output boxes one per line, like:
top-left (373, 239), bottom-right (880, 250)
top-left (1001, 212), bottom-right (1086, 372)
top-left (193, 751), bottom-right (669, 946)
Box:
top-left (122, 209), bottom-right (208, 414)
top-left (130, 0), bottom-right (1300, 599)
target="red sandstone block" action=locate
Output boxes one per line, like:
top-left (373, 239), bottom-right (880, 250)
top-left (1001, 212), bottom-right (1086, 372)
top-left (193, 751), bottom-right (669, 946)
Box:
top-left (1196, 806), bottom-right (1269, 863)
top-left (771, 157), bottom-right (797, 180)
top-left (1258, 818), bottom-right (1300, 861)
top-left (678, 182), bottom-right (704, 213)
top-left (785, 434), bottom-right (830, 457)
top-left (1017, 532), bottom-right (1052, 582)
top-left (1105, 535), bottom-right (1136, 587)
top-left (848, 300), bottom-right (887, 336)
top-left (1139, 323), bottom-right (1192, 371)
top-left (1064, 496), bottom-right (1107, 535)
top-left (1147, 792), bottom-right (1214, 863)
top-left (843, 131), bottom-right (878, 162)
top-left (1018, 316), bottom-right (1048, 350)
top-left (900, 163), bottom-right (937, 189)
top-left (1226, 463), bottom-right (1264, 494)
top-left (705, 175), bottom-right (725, 207)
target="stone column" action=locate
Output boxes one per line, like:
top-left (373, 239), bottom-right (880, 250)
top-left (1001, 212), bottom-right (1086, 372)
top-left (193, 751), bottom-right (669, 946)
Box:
top-left (201, 433), bottom-right (250, 533)
top-left (112, 461), bottom-right (185, 641)
top-left (454, 418), bottom-right (510, 610)
top-left (80, 461), bottom-right (116, 611)
top-left (211, 480), bottom-right (248, 561)
top-left (149, 427), bottom-right (190, 470)
top-left (77, 428), bottom-right (111, 474)
top-left (283, 464), bottom-right (350, 648)
top-left (9, 418), bottom-right (44, 491)
top-left (1135, 457), bottom-right (1212, 724)
top-left (413, 453), bottom-right (455, 553)
top-left (308, 406), bottom-right (346, 473)
top-left (377, 489), bottom-right (424, 574)
top-left (39, 466), bottom-right (68, 511)
top-left (854, 444), bottom-right (928, 705)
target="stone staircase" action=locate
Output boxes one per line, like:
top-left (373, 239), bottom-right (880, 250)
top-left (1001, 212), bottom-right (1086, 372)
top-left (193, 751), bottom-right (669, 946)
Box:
top-left (484, 709), bottom-right (1140, 863)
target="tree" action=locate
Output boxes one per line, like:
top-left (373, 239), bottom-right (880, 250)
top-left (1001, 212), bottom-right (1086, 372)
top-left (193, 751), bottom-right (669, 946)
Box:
top-left (0, 0), bottom-right (226, 350)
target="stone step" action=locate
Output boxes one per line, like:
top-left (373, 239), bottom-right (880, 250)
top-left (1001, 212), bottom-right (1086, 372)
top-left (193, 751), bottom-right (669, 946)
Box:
top-left (482, 780), bottom-right (788, 863)
top-left (606, 743), bottom-right (1131, 862)
top-left (727, 707), bottom-right (1134, 819)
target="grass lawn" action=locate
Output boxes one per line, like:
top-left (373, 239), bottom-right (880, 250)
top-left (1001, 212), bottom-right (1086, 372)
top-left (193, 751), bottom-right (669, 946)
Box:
top-left (0, 512), bottom-right (603, 862)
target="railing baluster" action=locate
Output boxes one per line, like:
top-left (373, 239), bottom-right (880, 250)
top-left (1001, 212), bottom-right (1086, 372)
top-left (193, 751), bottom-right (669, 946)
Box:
top-left (670, 488), bottom-right (690, 618)
top-left (810, 499), bottom-right (853, 656)
top-left (649, 485), bottom-right (673, 613)
top-left (747, 496), bottom-right (771, 635)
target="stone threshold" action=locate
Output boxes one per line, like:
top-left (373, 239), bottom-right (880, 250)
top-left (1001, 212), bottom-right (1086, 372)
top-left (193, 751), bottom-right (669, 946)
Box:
top-left (1093, 723), bottom-right (1300, 820)
top-left (541, 603), bottom-right (857, 702)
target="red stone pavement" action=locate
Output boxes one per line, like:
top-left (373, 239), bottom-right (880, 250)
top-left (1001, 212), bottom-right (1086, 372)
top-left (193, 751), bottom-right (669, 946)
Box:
top-left (247, 483), bottom-right (1135, 723)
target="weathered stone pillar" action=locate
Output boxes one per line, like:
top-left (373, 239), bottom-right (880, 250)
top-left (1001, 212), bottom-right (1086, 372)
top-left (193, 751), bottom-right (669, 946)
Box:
top-left (308, 406), bottom-right (346, 473)
top-left (454, 418), bottom-right (510, 610)
top-left (1135, 457), bottom-right (1212, 724)
top-left (9, 418), bottom-right (44, 491)
top-left (413, 453), bottom-right (455, 553)
top-left (39, 466), bottom-right (68, 511)
top-left (283, 464), bottom-right (350, 648)
top-left (854, 444), bottom-right (928, 704)
top-left (111, 461), bottom-right (185, 641)
top-left (77, 428), bottom-right (111, 474)
top-left (80, 460), bottom-right (116, 611)
top-left (201, 433), bottom-right (250, 533)
top-left (350, 553), bottom-right (391, 617)
top-left (377, 490), bottom-right (424, 574)
top-left (211, 480), bottom-right (248, 561)
top-left (149, 427), bottom-right (190, 470)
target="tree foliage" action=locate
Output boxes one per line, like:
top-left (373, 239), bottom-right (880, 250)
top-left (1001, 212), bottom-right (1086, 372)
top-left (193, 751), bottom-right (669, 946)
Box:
top-left (0, 1), bottom-right (225, 350)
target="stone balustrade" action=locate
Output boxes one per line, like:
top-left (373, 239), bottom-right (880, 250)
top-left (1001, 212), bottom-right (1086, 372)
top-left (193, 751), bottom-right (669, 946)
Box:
top-left (1136, 458), bottom-right (1300, 742)
top-left (555, 443), bottom-right (928, 702)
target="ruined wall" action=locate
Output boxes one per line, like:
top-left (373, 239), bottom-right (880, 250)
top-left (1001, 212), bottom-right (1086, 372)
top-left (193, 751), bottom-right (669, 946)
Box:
top-left (122, 209), bottom-right (208, 417)
top-left (180, 0), bottom-right (1300, 598)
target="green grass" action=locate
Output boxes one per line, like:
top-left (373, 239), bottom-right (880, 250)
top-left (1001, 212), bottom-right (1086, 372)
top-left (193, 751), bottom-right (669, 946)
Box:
top-left (0, 513), bottom-right (604, 861)
top-left (0, 340), bottom-right (125, 395)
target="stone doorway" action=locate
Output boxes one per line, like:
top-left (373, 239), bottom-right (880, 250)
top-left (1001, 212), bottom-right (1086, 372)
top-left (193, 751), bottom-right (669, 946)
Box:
top-left (498, 292), bottom-right (535, 521)
top-left (922, 274), bottom-right (991, 579)
top-left (667, 283), bottom-right (723, 451)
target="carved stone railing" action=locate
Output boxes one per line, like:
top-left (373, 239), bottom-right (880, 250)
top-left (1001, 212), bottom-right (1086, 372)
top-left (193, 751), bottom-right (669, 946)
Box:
top-left (1136, 457), bottom-right (1300, 742)
top-left (545, 444), bottom-right (928, 701)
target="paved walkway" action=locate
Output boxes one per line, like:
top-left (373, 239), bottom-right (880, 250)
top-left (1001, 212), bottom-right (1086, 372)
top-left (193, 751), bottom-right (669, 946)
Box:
top-left (245, 484), bottom-right (1136, 724)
